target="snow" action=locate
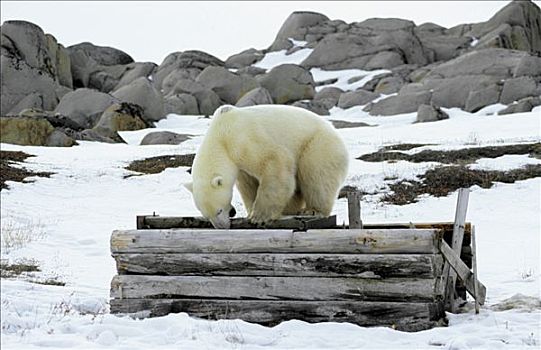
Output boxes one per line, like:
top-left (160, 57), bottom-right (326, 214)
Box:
top-left (311, 67), bottom-right (390, 92)
top-left (1, 101), bottom-right (541, 348)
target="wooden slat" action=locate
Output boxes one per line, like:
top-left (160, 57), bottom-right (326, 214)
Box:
top-left (109, 299), bottom-right (447, 332)
top-left (110, 275), bottom-right (442, 302)
top-left (442, 188), bottom-right (469, 311)
top-left (113, 253), bottom-right (444, 278)
top-left (111, 228), bottom-right (441, 254)
top-left (471, 225), bottom-right (480, 314)
top-left (347, 191), bottom-right (362, 229)
top-left (440, 240), bottom-right (486, 305)
top-left (139, 215), bottom-right (337, 230)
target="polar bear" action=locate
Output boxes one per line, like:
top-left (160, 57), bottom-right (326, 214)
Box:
top-left (185, 104), bottom-right (349, 229)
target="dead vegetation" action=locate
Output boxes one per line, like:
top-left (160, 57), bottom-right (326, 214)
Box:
top-left (382, 164), bottom-right (541, 205)
top-left (359, 142), bottom-right (541, 164)
top-left (0, 151), bottom-right (53, 190)
top-left (124, 154), bottom-right (195, 176)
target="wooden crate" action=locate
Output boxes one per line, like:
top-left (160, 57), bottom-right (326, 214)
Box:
top-left (110, 190), bottom-right (485, 331)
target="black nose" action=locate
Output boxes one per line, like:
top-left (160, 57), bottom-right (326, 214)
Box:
top-left (229, 206), bottom-right (236, 218)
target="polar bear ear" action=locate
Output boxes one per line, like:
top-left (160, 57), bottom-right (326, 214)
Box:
top-left (211, 176), bottom-right (223, 188)
top-left (183, 182), bottom-right (193, 193)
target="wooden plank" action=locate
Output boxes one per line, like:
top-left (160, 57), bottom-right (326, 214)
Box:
top-left (109, 299), bottom-right (447, 332)
top-left (442, 188), bottom-right (469, 311)
top-left (440, 240), bottom-right (486, 305)
top-left (111, 228), bottom-right (441, 254)
top-left (471, 225), bottom-right (480, 314)
top-left (110, 275), bottom-right (442, 302)
top-left (113, 253), bottom-right (444, 278)
top-left (140, 215), bottom-right (337, 230)
top-left (347, 191), bottom-right (362, 229)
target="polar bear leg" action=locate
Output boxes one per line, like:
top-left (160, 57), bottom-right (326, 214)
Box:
top-left (236, 170), bottom-right (259, 215)
top-left (298, 134), bottom-right (347, 217)
top-left (282, 189), bottom-right (306, 215)
top-left (249, 152), bottom-right (296, 224)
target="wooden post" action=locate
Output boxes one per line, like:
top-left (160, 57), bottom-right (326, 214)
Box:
top-left (471, 225), bottom-right (480, 314)
top-left (347, 191), bottom-right (362, 229)
top-left (443, 188), bottom-right (470, 312)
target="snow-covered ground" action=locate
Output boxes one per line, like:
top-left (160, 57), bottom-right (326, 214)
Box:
top-left (2, 100), bottom-right (540, 349)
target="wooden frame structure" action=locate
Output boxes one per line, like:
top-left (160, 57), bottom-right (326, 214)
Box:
top-left (110, 189), bottom-right (485, 331)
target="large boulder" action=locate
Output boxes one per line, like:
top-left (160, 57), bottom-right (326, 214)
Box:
top-left (498, 96), bottom-right (541, 115)
top-left (0, 116), bottom-right (54, 146)
top-left (374, 76), bottom-right (406, 94)
top-left (164, 94), bottom-right (199, 115)
top-left (257, 64), bottom-right (315, 104)
top-left (337, 90), bottom-right (379, 109)
top-left (313, 87), bottom-right (343, 109)
top-left (151, 51), bottom-right (224, 90)
top-left (465, 84), bottom-right (502, 112)
top-left (365, 91), bottom-right (432, 116)
top-left (54, 88), bottom-right (117, 128)
top-left (140, 131), bottom-right (191, 145)
top-left (94, 103), bottom-right (148, 132)
top-left (114, 62), bottom-right (157, 90)
top-left (268, 11), bottom-right (330, 51)
top-left (225, 48), bottom-right (264, 69)
top-left (1, 21), bottom-right (72, 115)
top-left (235, 87), bottom-right (273, 107)
top-left (193, 90), bottom-right (223, 116)
top-left (161, 68), bottom-right (201, 95)
top-left (67, 42), bottom-right (133, 66)
top-left (112, 77), bottom-right (164, 122)
top-left (500, 76), bottom-right (540, 104)
top-left (430, 75), bottom-right (501, 109)
top-left (416, 104), bottom-right (449, 123)
top-left (196, 66), bottom-right (259, 104)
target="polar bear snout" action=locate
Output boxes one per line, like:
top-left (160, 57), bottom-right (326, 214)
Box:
top-left (210, 209), bottom-right (232, 229)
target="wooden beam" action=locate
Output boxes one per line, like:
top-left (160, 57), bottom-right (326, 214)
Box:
top-left (109, 299), bottom-right (447, 332)
top-left (113, 253), bottom-right (444, 278)
top-left (442, 188), bottom-right (470, 312)
top-left (110, 275), bottom-right (443, 302)
top-left (347, 191), bottom-right (362, 229)
top-left (471, 225), bottom-right (480, 314)
top-left (111, 228), bottom-right (441, 254)
top-left (440, 240), bottom-right (486, 305)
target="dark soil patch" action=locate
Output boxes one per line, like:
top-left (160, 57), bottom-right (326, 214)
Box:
top-left (381, 143), bottom-right (433, 152)
top-left (0, 259), bottom-right (40, 278)
top-left (382, 164), bottom-right (541, 205)
top-left (0, 151), bottom-right (53, 190)
top-left (125, 154), bottom-right (195, 175)
top-left (359, 143), bottom-right (541, 164)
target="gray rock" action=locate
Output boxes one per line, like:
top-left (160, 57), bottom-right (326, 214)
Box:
top-left (78, 128), bottom-right (125, 143)
top-left (365, 91), bottom-right (432, 116)
top-left (291, 100), bottom-right (329, 116)
top-left (46, 129), bottom-right (77, 147)
top-left (430, 75), bottom-right (501, 109)
top-left (236, 66), bottom-right (267, 77)
top-left (196, 66), bottom-right (259, 104)
top-left (416, 104), bottom-right (449, 123)
top-left (193, 90), bottom-right (223, 116)
top-left (465, 84), bottom-right (502, 112)
top-left (416, 34), bottom-right (471, 62)
top-left (67, 42), bottom-right (133, 66)
top-left (7, 93), bottom-right (44, 115)
top-left (54, 88), bottom-right (117, 128)
top-left (236, 87), bottom-right (273, 107)
top-left (500, 76), bottom-right (539, 104)
top-left (513, 54), bottom-right (541, 77)
top-left (152, 51), bottom-right (224, 90)
top-left (269, 11), bottom-right (329, 51)
top-left (115, 62), bottom-right (157, 90)
top-left (161, 68), bottom-right (201, 95)
top-left (364, 50), bottom-right (404, 70)
top-left (112, 77), bottom-right (165, 122)
top-left (257, 64), bottom-right (315, 104)
top-left (164, 94), bottom-right (199, 115)
top-left (330, 120), bottom-right (371, 129)
top-left (94, 103), bottom-right (148, 132)
top-left (337, 90), bottom-right (379, 109)
top-left (68, 48), bottom-right (98, 88)
top-left (140, 131), bottom-right (191, 145)
top-left (498, 96), bottom-right (541, 115)
top-left (225, 48), bottom-right (264, 69)
top-left (0, 115), bottom-right (55, 146)
top-left (45, 34), bottom-right (72, 88)
top-left (374, 76), bottom-right (405, 94)
top-left (313, 87), bottom-right (343, 109)
top-left (168, 79), bottom-right (207, 96)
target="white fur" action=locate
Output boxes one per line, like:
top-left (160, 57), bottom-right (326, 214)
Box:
top-left (186, 104), bottom-right (349, 228)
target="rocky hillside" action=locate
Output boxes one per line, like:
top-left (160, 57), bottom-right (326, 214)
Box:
top-left (1, 0), bottom-right (540, 146)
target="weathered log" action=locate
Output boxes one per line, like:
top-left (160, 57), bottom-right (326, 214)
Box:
top-left (110, 275), bottom-right (442, 302)
top-left (109, 299), bottom-right (447, 332)
top-left (138, 215), bottom-right (337, 230)
top-left (114, 253), bottom-right (444, 278)
top-left (111, 228), bottom-right (441, 254)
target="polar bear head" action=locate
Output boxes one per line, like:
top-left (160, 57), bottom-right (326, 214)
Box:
top-left (184, 174), bottom-right (236, 229)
